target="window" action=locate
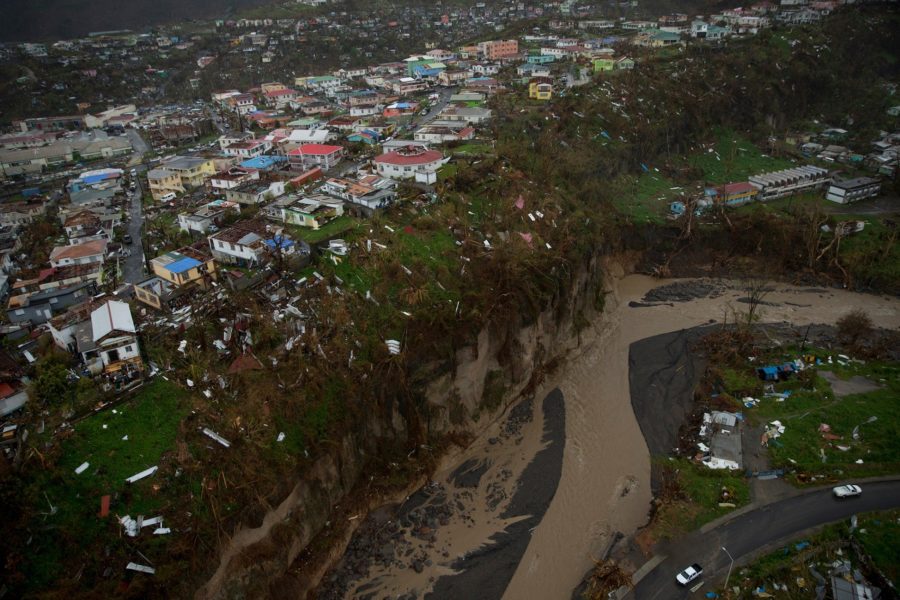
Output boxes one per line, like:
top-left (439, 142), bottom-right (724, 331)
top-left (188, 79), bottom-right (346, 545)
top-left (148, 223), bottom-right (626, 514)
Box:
top-left (125, 345), bottom-right (133, 353)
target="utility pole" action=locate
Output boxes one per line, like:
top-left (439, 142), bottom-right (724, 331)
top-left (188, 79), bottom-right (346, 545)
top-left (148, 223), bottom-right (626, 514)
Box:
top-left (722, 546), bottom-right (735, 591)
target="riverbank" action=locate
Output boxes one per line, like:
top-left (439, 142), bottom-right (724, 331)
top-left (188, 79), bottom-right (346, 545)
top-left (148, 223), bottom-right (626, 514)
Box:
top-left (317, 276), bottom-right (900, 599)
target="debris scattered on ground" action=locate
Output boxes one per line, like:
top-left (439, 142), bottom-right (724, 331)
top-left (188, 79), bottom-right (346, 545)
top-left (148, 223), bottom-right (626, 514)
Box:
top-left (202, 427), bottom-right (231, 448)
top-left (125, 466), bottom-right (158, 484)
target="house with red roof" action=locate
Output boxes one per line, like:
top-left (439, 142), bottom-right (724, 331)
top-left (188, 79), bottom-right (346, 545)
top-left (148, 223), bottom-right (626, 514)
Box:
top-left (373, 145), bottom-right (446, 183)
top-left (287, 144), bottom-right (344, 171)
top-left (704, 181), bottom-right (759, 206)
top-left (49, 239), bottom-right (108, 268)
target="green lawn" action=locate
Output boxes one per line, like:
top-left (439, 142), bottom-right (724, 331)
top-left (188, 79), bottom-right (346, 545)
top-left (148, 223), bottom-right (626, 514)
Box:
top-left (729, 509), bottom-right (900, 597)
top-left (24, 379), bottom-right (190, 589)
top-left (686, 128), bottom-right (794, 185)
top-left (611, 172), bottom-right (687, 224)
top-left (438, 162), bottom-right (459, 182)
top-left (453, 142), bottom-right (493, 156)
top-left (729, 352), bottom-right (900, 480)
top-left (857, 509), bottom-right (900, 585)
top-left (290, 215), bottom-right (358, 244)
top-left (649, 458), bottom-right (751, 541)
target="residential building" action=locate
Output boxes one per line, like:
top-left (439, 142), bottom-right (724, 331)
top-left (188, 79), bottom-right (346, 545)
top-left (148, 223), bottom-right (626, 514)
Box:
top-left (67, 168), bottom-right (124, 205)
top-left (161, 156), bottom-right (217, 187)
top-left (210, 167), bottom-right (260, 191)
top-left (414, 124), bottom-right (476, 144)
top-left (147, 168), bottom-right (183, 200)
top-left (593, 57), bottom-right (615, 72)
top-left (438, 69), bottom-right (470, 87)
top-left (224, 180), bottom-right (287, 206)
top-left (439, 106), bottom-right (492, 125)
top-left (208, 221), bottom-right (295, 266)
top-left (49, 239), bottom-right (107, 268)
top-left (0, 132), bottom-right (131, 179)
top-left (148, 156), bottom-right (216, 199)
top-left (82, 300), bottom-right (142, 375)
top-left (6, 281), bottom-right (95, 325)
top-left (633, 30), bottom-right (682, 47)
top-left (321, 175), bottom-right (397, 211)
top-left (287, 144), bottom-right (344, 170)
top-left (63, 209), bottom-right (109, 242)
top-left (373, 145), bottom-right (445, 183)
top-left (48, 297), bottom-right (106, 352)
top-left (282, 195), bottom-right (345, 229)
top-left (518, 63), bottom-right (551, 78)
top-left (222, 139), bottom-right (272, 159)
top-left (529, 77), bottom-right (554, 101)
top-left (705, 182), bottom-right (759, 207)
top-left (477, 39), bottom-right (519, 60)
top-left (825, 177), bottom-right (881, 204)
top-left (0, 200), bottom-right (46, 228)
top-left (178, 200), bottom-right (241, 234)
top-left (150, 246), bottom-right (217, 287)
top-left (701, 411), bottom-right (743, 470)
top-left (691, 21), bottom-right (731, 40)
top-left (749, 165), bottom-right (831, 200)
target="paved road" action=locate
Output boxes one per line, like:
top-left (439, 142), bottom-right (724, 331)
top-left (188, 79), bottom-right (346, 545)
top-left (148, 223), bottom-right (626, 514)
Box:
top-left (121, 165), bottom-right (147, 285)
top-left (409, 86), bottom-right (457, 133)
top-left (126, 128), bottom-right (150, 156)
top-left (631, 481), bottom-right (900, 599)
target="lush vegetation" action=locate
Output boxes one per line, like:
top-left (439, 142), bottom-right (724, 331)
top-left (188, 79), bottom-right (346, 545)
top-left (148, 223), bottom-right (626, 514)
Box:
top-left (731, 510), bottom-right (899, 598)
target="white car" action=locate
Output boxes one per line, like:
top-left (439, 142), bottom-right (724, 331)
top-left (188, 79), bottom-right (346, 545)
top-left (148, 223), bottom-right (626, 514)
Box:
top-left (675, 564), bottom-right (703, 586)
top-left (833, 484), bottom-right (862, 498)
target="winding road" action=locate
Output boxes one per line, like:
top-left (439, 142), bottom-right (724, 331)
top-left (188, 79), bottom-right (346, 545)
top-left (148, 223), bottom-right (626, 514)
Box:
top-left (630, 480), bottom-right (900, 599)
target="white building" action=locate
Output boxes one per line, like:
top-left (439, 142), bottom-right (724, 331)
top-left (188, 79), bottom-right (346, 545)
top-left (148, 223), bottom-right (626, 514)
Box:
top-left (87, 300), bottom-right (141, 373)
top-left (373, 146), bottom-right (446, 183)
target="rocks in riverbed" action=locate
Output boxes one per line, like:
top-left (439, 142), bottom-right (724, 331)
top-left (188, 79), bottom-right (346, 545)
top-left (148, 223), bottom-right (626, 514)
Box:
top-left (642, 279), bottom-right (726, 303)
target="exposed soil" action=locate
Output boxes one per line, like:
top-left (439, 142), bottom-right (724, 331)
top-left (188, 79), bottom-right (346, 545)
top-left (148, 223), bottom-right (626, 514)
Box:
top-left (313, 276), bottom-right (900, 600)
top-left (819, 370), bottom-right (883, 397)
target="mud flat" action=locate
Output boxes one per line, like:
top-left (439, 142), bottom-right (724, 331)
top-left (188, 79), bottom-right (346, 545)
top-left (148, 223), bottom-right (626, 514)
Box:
top-left (319, 276), bottom-right (900, 600)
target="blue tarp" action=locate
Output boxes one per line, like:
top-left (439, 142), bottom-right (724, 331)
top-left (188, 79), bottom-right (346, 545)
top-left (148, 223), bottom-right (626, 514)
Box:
top-left (757, 366), bottom-right (779, 381)
top-left (264, 237), bottom-right (294, 250)
top-left (81, 173), bottom-right (114, 184)
top-left (165, 256), bottom-right (202, 274)
top-left (240, 156), bottom-right (287, 170)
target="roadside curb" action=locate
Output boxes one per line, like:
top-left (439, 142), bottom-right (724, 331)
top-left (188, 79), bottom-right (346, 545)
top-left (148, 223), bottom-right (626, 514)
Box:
top-left (629, 554), bottom-right (666, 586)
top-left (698, 475), bottom-right (900, 535)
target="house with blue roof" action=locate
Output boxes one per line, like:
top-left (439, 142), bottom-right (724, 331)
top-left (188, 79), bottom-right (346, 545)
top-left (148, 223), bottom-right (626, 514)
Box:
top-left (239, 155), bottom-right (288, 171)
top-left (134, 245), bottom-right (217, 310)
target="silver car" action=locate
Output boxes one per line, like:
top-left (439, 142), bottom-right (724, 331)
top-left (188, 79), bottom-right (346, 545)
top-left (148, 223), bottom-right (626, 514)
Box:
top-left (832, 484), bottom-right (862, 498)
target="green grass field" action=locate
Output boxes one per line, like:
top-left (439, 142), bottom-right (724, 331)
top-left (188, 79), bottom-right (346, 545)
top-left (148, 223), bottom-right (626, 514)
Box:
top-left (610, 172), bottom-right (690, 224)
top-left (729, 509), bottom-right (899, 597)
top-left (24, 379), bottom-right (190, 589)
top-left (721, 352), bottom-right (900, 480)
top-left (289, 215), bottom-right (359, 244)
top-left (686, 128), bottom-right (794, 184)
top-left (649, 458), bottom-right (751, 541)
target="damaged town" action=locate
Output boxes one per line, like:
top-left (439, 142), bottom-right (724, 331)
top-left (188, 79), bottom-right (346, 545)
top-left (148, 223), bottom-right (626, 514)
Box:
top-left (0, 0), bottom-right (899, 599)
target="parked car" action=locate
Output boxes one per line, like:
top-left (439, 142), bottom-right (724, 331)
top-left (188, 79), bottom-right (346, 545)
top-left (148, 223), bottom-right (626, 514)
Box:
top-left (833, 484), bottom-right (862, 498)
top-left (123, 234), bottom-right (133, 244)
top-left (675, 564), bottom-right (703, 586)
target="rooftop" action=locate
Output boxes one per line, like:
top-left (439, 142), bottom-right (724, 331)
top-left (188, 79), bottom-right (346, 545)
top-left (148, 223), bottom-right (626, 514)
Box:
top-left (374, 146), bottom-right (443, 166)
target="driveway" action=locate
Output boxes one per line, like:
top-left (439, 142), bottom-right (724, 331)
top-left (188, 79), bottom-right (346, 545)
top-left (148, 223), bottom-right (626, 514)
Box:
top-left (630, 480), bottom-right (900, 599)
